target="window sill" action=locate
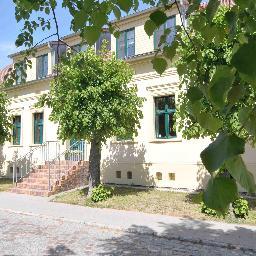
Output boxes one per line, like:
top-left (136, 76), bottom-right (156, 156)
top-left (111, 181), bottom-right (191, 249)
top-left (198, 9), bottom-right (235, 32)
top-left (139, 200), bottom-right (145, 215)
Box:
top-left (8, 145), bottom-right (23, 148)
top-left (149, 138), bottom-right (182, 143)
top-left (111, 140), bottom-right (138, 145)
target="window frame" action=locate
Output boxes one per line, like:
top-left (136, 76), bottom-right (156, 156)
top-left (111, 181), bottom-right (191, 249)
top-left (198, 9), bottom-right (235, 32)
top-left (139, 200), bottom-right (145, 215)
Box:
top-left (155, 95), bottom-right (176, 139)
top-left (15, 62), bottom-right (26, 85)
top-left (116, 27), bottom-right (135, 59)
top-left (12, 115), bottom-right (21, 145)
top-left (33, 112), bottom-right (44, 144)
top-left (36, 54), bottom-right (48, 79)
top-left (154, 15), bottom-right (176, 49)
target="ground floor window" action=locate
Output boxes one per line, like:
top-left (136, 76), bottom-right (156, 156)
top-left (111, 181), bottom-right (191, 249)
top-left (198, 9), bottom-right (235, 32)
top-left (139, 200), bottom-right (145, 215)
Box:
top-left (155, 95), bottom-right (176, 139)
top-left (34, 113), bottom-right (43, 144)
top-left (13, 115), bottom-right (21, 145)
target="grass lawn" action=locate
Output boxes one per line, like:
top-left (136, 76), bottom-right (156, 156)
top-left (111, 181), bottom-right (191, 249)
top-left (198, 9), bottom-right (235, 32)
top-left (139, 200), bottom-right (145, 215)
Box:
top-left (52, 186), bottom-right (256, 225)
top-left (0, 178), bottom-right (13, 192)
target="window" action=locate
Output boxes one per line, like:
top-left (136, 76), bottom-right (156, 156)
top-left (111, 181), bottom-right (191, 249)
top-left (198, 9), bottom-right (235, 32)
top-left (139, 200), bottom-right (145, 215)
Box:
top-left (72, 43), bottom-right (87, 53)
top-left (155, 95), bottom-right (176, 139)
top-left (154, 16), bottom-right (176, 49)
top-left (50, 42), bottom-right (67, 70)
top-left (15, 62), bottom-right (26, 85)
top-left (13, 115), bottom-right (21, 145)
top-left (116, 171), bottom-right (121, 179)
top-left (116, 28), bottom-right (135, 59)
top-left (96, 31), bottom-right (111, 53)
top-left (156, 172), bottom-right (162, 180)
top-left (34, 113), bottom-right (43, 144)
top-left (37, 54), bottom-right (48, 79)
top-left (127, 171), bottom-right (132, 179)
top-left (169, 173), bottom-right (176, 180)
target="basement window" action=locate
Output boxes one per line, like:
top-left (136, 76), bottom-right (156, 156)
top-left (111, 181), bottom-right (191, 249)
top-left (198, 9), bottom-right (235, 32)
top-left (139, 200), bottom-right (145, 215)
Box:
top-left (116, 171), bottom-right (121, 179)
top-left (156, 172), bottom-right (162, 180)
top-left (169, 173), bottom-right (175, 181)
top-left (127, 171), bottom-right (132, 179)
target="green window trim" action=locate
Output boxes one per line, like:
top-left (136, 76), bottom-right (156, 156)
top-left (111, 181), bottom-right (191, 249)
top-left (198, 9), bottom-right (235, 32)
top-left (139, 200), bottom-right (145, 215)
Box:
top-left (155, 95), bottom-right (176, 139)
top-left (116, 27), bottom-right (135, 59)
top-left (34, 113), bottom-right (44, 144)
top-left (13, 115), bottom-right (21, 145)
top-left (154, 15), bottom-right (176, 49)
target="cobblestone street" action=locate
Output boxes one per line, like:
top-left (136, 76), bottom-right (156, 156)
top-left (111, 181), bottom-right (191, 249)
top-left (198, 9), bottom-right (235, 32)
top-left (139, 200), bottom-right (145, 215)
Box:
top-left (0, 210), bottom-right (254, 256)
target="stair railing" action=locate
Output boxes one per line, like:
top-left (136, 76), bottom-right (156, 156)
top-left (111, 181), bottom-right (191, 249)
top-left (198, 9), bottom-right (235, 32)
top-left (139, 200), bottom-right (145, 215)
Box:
top-left (47, 140), bottom-right (87, 191)
top-left (13, 141), bottom-right (61, 185)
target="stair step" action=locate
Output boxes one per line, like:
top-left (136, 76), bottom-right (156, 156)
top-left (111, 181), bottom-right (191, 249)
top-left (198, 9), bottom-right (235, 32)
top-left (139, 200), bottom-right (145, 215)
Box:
top-left (9, 187), bottom-right (50, 197)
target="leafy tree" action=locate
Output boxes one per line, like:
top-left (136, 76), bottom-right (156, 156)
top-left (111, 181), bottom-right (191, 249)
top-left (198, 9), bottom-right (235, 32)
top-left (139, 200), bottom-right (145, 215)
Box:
top-left (0, 91), bottom-right (12, 144)
top-left (38, 46), bottom-right (143, 193)
top-left (12, 0), bottom-right (256, 213)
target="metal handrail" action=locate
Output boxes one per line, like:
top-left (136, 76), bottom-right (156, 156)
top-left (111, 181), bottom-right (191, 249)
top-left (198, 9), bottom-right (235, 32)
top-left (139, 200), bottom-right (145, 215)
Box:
top-left (47, 140), bottom-right (87, 191)
top-left (13, 140), bottom-right (61, 185)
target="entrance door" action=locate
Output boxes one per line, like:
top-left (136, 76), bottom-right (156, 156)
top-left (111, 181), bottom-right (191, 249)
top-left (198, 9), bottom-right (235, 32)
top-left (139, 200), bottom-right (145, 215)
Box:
top-left (69, 139), bottom-right (85, 161)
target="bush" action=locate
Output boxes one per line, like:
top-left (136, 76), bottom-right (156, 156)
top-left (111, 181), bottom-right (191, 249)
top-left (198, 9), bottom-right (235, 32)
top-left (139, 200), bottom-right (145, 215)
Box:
top-left (232, 198), bottom-right (249, 219)
top-left (201, 202), bottom-right (217, 216)
top-left (91, 184), bottom-right (113, 202)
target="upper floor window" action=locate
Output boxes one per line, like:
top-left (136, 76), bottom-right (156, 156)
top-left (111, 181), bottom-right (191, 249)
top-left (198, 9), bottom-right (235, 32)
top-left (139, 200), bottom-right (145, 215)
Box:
top-left (37, 54), bottom-right (48, 79)
top-left (51, 42), bottom-right (67, 69)
top-left (96, 31), bottom-right (111, 53)
top-left (15, 62), bottom-right (26, 85)
top-left (34, 113), bottom-right (43, 144)
top-left (72, 43), bottom-right (87, 53)
top-left (154, 16), bottom-right (176, 49)
top-left (13, 115), bottom-right (21, 145)
top-left (116, 28), bottom-right (135, 59)
top-left (155, 95), bottom-right (176, 139)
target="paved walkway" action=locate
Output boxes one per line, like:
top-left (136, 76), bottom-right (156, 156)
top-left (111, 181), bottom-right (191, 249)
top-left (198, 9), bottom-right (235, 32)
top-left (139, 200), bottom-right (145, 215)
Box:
top-left (0, 192), bottom-right (256, 254)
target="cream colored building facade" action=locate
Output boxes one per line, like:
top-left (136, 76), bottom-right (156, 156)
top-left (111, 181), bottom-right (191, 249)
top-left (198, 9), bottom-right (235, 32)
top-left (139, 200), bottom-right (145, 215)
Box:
top-left (1, 6), bottom-right (256, 191)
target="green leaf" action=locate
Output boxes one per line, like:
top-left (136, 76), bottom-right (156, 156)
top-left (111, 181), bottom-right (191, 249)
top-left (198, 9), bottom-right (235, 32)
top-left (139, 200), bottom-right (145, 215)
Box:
top-left (144, 20), bottom-right (157, 37)
top-left (163, 41), bottom-right (178, 60)
top-left (113, 6), bottom-right (121, 19)
top-left (227, 83), bottom-right (245, 106)
top-left (226, 156), bottom-right (256, 193)
top-left (197, 112), bottom-right (222, 133)
top-left (225, 10), bottom-right (238, 39)
top-left (231, 40), bottom-right (256, 81)
top-left (151, 57), bottom-right (167, 75)
top-left (116, 0), bottom-right (132, 13)
top-left (187, 0), bottom-right (201, 15)
top-left (187, 87), bottom-right (203, 103)
top-left (149, 10), bottom-right (167, 27)
top-left (200, 133), bottom-right (245, 173)
top-left (82, 26), bottom-right (102, 45)
top-left (209, 66), bottom-right (235, 109)
top-left (206, 0), bottom-right (220, 22)
top-left (238, 108), bottom-right (256, 136)
top-left (204, 176), bottom-right (238, 214)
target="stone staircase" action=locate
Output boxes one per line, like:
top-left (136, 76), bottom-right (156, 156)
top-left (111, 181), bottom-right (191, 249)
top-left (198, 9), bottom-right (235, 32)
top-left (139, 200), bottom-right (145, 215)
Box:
top-left (9, 160), bottom-right (89, 196)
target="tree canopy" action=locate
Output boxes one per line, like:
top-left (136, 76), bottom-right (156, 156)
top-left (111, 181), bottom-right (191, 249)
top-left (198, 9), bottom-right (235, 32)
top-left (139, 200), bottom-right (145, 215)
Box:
top-left (38, 46), bottom-right (144, 192)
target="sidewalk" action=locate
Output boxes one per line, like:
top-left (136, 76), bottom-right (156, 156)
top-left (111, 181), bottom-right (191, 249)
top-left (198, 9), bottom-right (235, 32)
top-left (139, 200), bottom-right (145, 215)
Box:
top-left (0, 192), bottom-right (256, 251)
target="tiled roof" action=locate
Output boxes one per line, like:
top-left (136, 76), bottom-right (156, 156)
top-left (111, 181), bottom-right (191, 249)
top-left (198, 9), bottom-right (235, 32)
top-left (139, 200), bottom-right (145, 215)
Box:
top-left (0, 64), bottom-right (12, 84)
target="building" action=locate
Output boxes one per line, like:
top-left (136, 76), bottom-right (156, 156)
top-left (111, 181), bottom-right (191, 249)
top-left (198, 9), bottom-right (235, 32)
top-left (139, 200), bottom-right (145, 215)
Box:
top-left (0, 4), bottom-right (255, 195)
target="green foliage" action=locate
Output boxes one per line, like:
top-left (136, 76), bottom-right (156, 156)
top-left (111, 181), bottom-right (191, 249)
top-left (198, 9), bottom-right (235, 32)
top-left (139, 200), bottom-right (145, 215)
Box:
top-left (91, 184), bottom-right (113, 202)
top-left (201, 202), bottom-right (217, 216)
top-left (38, 47), bottom-right (143, 143)
top-left (0, 91), bottom-right (12, 144)
top-left (232, 198), bottom-right (249, 219)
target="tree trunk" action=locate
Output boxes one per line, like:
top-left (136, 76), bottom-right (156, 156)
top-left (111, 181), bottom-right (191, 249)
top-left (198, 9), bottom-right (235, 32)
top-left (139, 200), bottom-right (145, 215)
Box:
top-left (88, 139), bottom-right (101, 195)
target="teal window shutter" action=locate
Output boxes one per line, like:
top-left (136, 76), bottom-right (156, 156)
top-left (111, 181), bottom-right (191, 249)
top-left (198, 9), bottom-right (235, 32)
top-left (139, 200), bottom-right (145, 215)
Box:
top-left (155, 96), bottom-right (176, 139)
top-left (13, 116), bottom-right (21, 145)
top-left (34, 113), bottom-right (43, 144)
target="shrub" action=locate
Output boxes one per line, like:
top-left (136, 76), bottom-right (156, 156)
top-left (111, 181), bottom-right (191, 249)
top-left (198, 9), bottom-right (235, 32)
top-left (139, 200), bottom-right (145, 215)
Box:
top-left (91, 184), bottom-right (113, 202)
top-left (232, 198), bottom-right (249, 219)
top-left (201, 202), bottom-right (217, 216)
